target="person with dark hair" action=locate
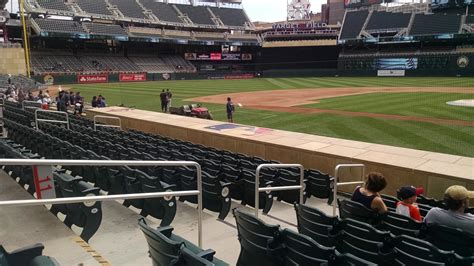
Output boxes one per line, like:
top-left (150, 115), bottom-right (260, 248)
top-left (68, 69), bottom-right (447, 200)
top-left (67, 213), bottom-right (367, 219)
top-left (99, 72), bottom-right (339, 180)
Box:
top-left (69, 91), bottom-right (75, 106)
top-left (351, 172), bottom-right (388, 214)
top-left (97, 95), bottom-right (106, 108)
top-left (57, 90), bottom-right (64, 111)
top-left (226, 97), bottom-right (235, 123)
top-left (91, 96), bottom-right (98, 108)
top-left (424, 185), bottom-right (474, 234)
top-left (58, 91), bottom-right (69, 112)
top-left (396, 186), bottom-right (424, 222)
top-left (74, 92), bottom-right (84, 115)
top-left (160, 90), bottom-right (168, 113)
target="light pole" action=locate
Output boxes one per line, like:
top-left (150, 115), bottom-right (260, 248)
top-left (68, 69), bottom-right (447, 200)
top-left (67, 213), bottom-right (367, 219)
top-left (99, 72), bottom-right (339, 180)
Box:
top-left (19, 0), bottom-right (32, 77)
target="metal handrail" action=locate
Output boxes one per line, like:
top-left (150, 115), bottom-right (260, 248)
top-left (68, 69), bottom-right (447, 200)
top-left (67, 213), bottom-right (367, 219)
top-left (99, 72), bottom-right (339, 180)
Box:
top-left (0, 159), bottom-right (204, 248)
top-left (22, 100), bottom-right (41, 110)
top-left (0, 99), bottom-right (4, 138)
top-left (94, 115), bottom-right (122, 131)
top-left (255, 164), bottom-right (304, 218)
top-left (332, 164), bottom-right (366, 216)
top-left (35, 109), bottom-right (69, 131)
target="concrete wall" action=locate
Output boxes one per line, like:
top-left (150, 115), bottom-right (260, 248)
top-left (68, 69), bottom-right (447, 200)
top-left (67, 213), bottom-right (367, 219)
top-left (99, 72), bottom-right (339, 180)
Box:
top-left (88, 107), bottom-right (474, 201)
top-left (0, 47), bottom-right (26, 75)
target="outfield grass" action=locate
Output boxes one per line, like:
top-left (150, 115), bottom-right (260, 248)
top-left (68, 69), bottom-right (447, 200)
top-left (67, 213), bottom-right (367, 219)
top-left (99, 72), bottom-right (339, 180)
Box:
top-left (72, 77), bottom-right (474, 157)
top-left (306, 92), bottom-right (474, 121)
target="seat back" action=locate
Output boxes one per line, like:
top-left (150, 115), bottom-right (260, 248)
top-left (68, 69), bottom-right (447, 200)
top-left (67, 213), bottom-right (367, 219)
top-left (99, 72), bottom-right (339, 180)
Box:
top-left (393, 235), bottom-right (458, 266)
top-left (170, 248), bottom-right (214, 266)
top-left (233, 208), bottom-right (283, 266)
top-left (425, 224), bottom-right (474, 257)
top-left (305, 169), bottom-right (332, 199)
top-left (381, 194), bottom-right (398, 212)
top-left (332, 253), bottom-right (376, 266)
top-left (380, 211), bottom-right (422, 237)
top-left (281, 229), bottom-right (336, 265)
top-left (339, 199), bottom-right (381, 225)
top-left (335, 218), bottom-right (393, 264)
top-left (294, 203), bottom-right (339, 247)
top-left (138, 219), bottom-right (183, 266)
top-left (274, 169), bottom-right (303, 204)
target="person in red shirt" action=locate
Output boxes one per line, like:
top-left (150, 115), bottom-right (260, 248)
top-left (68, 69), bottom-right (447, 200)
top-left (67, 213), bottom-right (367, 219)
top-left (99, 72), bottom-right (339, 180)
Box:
top-left (396, 186), bottom-right (424, 222)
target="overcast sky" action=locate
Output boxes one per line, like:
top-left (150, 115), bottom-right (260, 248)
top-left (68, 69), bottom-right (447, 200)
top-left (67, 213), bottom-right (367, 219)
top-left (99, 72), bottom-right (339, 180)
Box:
top-left (6, 0), bottom-right (325, 22)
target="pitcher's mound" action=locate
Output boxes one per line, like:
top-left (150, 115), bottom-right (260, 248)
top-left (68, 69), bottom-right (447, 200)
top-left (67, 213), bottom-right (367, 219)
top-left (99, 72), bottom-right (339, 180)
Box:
top-left (446, 99), bottom-right (474, 107)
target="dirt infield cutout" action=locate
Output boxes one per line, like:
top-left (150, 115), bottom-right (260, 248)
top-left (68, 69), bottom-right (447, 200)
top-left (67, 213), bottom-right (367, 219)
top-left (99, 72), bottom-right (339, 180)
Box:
top-left (189, 87), bottom-right (474, 127)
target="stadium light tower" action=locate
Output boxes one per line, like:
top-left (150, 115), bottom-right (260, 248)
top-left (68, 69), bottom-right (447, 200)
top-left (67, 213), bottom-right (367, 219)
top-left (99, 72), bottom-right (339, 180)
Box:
top-left (287, 0), bottom-right (311, 21)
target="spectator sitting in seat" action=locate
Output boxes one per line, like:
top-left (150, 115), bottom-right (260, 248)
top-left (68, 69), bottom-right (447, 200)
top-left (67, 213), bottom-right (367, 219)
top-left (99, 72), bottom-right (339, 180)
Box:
top-left (424, 185), bottom-right (474, 234)
top-left (74, 92), bottom-right (84, 115)
top-left (351, 172), bottom-right (388, 214)
top-left (43, 90), bottom-right (52, 104)
top-left (69, 91), bottom-right (75, 106)
top-left (59, 91), bottom-right (70, 112)
top-left (91, 96), bottom-right (98, 108)
top-left (97, 95), bottom-right (106, 108)
top-left (396, 186), bottom-right (424, 222)
top-left (27, 92), bottom-right (35, 101)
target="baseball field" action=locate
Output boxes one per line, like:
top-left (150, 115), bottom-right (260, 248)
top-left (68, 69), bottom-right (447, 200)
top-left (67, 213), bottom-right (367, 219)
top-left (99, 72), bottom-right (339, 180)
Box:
top-left (72, 77), bottom-right (474, 157)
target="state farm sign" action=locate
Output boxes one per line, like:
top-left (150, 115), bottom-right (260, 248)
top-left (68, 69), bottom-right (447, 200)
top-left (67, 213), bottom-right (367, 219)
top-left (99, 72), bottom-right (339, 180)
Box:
top-left (77, 74), bottom-right (108, 84)
top-left (119, 73), bottom-right (147, 82)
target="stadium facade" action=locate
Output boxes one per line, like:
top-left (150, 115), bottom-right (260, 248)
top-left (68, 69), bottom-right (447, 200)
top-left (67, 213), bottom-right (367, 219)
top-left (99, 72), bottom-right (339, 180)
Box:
top-left (0, 0), bottom-right (473, 84)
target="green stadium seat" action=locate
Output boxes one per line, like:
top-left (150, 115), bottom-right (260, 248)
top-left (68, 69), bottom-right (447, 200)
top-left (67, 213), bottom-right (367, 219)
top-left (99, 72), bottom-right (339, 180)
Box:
top-left (424, 224), bottom-right (474, 257)
top-left (233, 208), bottom-right (284, 266)
top-left (280, 228), bottom-right (337, 265)
top-left (392, 234), bottom-right (461, 266)
top-left (338, 199), bottom-right (382, 226)
top-left (332, 218), bottom-right (394, 264)
top-left (0, 244), bottom-right (58, 266)
top-left (378, 211), bottom-right (423, 237)
top-left (294, 203), bottom-right (339, 247)
top-left (138, 218), bottom-right (226, 266)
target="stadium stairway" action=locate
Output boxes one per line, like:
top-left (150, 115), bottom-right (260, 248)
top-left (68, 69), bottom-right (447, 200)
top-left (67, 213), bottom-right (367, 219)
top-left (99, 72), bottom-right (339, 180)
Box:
top-left (0, 170), bottom-right (96, 264)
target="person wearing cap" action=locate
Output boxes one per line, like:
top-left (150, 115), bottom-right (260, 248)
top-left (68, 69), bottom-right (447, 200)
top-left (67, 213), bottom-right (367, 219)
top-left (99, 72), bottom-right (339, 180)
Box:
top-left (396, 186), bottom-right (424, 222)
top-left (424, 185), bottom-right (474, 234)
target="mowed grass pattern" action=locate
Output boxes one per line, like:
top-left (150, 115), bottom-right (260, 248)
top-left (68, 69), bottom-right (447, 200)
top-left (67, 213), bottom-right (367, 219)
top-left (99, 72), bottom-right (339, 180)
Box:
top-left (307, 92), bottom-right (474, 121)
top-left (72, 77), bottom-right (474, 157)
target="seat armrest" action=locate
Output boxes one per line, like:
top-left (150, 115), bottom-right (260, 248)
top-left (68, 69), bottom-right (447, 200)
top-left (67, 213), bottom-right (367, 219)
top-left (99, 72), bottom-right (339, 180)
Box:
top-left (219, 181), bottom-right (232, 187)
top-left (159, 181), bottom-right (176, 190)
top-left (196, 249), bottom-right (216, 261)
top-left (6, 243), bottom-right (44, 265)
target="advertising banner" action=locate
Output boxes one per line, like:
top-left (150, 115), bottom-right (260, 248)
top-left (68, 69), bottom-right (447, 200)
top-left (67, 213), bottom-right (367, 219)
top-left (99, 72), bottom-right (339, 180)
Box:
top-left (221, 53), bottom-right (241, 61)
top-left (185, 53), bottom-right (197, 60)
top-left (377, 70), bottom-right (406, 77)
top-left (375, 58), bottom-right (418, 70)
top-left (119, 73), bottom-right (147, 82)
top-left (224, 74), bottom-right (254, 79)
top-left (77, 74), bottom-right (108, 84)
top-left (186, 53), bottom-right (253, 61)
top-left (210, 53), bottom-right (222, 60)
